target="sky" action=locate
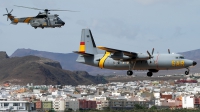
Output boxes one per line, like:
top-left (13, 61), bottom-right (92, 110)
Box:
top-left (0, 0), bottom-right (200, 56)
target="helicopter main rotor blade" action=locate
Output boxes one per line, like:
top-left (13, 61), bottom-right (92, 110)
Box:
top-left (14, 5), bottom-right (43, 10)
top-left (10, 9), bottom-right (13, 13)
top-left (50, 9), bottom-right (79, 12)
top-left (6, 8), bottom-right (8, 13)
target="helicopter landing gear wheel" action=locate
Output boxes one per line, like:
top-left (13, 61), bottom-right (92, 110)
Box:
top-left (34, 27), bottom-right (37, 29)
top-left (42, 27), bottom-right (44, 29)
top-left (147, 72), bottom-right (153, 77)
top-left (127, 70), bottom-right (133, 76)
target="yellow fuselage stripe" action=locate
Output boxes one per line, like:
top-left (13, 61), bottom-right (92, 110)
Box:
top-left (13, 18), bottom-right (18, 23)
top-left (24, 17), bottom-right (32, 23)
top-left (99, 52), bottom-right (110, 68)
top-left (79, 45), bottom-right (85, 52)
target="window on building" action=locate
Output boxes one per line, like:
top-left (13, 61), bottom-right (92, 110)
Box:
top-left (13, 103), bottom-right (20, 106)
top-left (4, 103), bottom-right (9, 106)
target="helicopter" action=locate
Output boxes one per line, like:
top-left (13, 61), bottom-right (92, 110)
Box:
top-left (3, 5), bottom-right (78, 29)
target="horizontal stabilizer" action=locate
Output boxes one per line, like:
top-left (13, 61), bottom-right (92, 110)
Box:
top-left (73, 51), bottom-right (94, 56)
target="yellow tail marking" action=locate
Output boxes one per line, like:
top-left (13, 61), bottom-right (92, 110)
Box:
top-left (99, 51), bottom-right (110, 68)
top-left (79, 42), bottom-right (85, 53)
top-left (24, 17), bottom-right (32, 23)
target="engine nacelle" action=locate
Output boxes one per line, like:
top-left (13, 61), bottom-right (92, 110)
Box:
top-left (136, 53), bottom-right (149, 60)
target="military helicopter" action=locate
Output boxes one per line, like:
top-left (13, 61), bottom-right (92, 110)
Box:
top-left (3, 5), bottom-right (78, 29)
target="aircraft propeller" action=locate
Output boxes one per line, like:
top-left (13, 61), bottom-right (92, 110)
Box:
top-left (147, 48), bottom-right (154, 59)
top-left (3, 8), bottom-right (13, 21)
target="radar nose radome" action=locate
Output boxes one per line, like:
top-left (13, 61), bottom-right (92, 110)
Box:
top-left (193, 61), bottom-right (197, 66)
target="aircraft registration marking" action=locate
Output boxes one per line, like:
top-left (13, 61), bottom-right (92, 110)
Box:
top-left (172, 60), bottom-right (184, 66)
top-left (99, 51), bottom-right (110, 68)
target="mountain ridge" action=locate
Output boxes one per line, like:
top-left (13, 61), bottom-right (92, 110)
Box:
top-left (0, 52), bottom-right (107, 85)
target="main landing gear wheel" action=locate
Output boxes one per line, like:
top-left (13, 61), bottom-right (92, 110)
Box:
top-left (127, 70), bottom-right (133, 76)
top-left (147, 72), bottom-right (153, 77)
top-left (185, 71), bottom-right (189, 75)
top-left (34, 27), bottom-right (37, 29)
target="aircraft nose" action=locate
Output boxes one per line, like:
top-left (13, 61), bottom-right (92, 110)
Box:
top-left (193, 61), bottom-right (197, 66)
top-left (62, 22), bottom-right (65, 25)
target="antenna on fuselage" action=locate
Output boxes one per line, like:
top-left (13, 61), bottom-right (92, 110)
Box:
top-left (168, 49), bottom-right (170, 54)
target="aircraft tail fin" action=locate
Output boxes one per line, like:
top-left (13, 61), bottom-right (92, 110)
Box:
top-left (78, 29), bottom-right (98, 55)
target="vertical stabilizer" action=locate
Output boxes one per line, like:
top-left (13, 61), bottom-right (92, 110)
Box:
top-left (79, 29), bottom-right (97, 54)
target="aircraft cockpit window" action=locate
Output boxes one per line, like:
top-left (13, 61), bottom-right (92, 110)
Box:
top-left (57, 17), bottom-right (61, 21)
top-left (179, 56), bottom-right (184, 59)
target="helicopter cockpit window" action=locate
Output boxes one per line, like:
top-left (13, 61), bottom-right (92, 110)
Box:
top-left (57, 17), bottom-right (61, 21)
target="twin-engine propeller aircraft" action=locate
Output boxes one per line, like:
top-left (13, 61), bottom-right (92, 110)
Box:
top-left (3, 5), bottom-right (77, 29)
top-left (74, 29), bottom-right (197, 77)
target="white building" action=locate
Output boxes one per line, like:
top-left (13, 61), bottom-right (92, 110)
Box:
top-left (0, 101), bottom-right (31, 111)
top-left (182, 95), bottom-right (194, 108)
top-left (53, 99), bottom-right (65, 111)
top-left (65, 100), bottom-right (79, 111)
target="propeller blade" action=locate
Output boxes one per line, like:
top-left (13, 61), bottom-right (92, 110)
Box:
top-left (168, 49), bottom-right (170, 54)
top-left (10, 9), bottom-right (13, 13)
top-left (6, 8), bottom-right (8, 13)
top-left (147, 51), bottom-right (151, 58)
top-left (7, 17), bottom-right (8, 21)
top-left (3, 14), bottom-right (7, 16)
top-left (152, 48), bottom-right (154, 55)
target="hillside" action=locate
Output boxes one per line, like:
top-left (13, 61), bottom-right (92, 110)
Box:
top-left (11, 48), bottom-right (200, 76)
top-left (11, 49), bottom-right (120, 75)
top-left (0, 52), bottom-right (107, 85)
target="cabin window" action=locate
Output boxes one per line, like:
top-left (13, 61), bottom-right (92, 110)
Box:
top-left (179, 56), bottom-right (184, 59)
top-left (176, 57), bottom-right (178, 59)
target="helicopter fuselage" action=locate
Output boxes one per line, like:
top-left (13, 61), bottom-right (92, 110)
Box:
top-left (7, 14), bottom-right (65, 29)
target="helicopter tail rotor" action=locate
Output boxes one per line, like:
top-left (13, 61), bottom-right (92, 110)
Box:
top-left (3, 8), bottom-right (14, 21)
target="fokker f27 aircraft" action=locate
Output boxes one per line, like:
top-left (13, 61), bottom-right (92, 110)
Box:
top-left (74, 29), bottom-right (197, 77)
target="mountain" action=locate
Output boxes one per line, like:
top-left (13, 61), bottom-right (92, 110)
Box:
top-left (11, 49), bottom-right (121, 75)
top-left (11, 48), bottom-right (200, 76)
top-left (0, 52), bottom-right (107, 85)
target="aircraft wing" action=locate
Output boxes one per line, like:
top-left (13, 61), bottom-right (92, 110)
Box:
top-left (97, 46), bottom-right (149, 61)
top-left (97, 46), bottom-right (137, 57)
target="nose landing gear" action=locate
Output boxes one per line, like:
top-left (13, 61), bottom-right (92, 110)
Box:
top-left (185, 68), bottom-right (190, 75)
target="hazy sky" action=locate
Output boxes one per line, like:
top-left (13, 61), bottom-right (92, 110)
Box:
top-left (0, 0), bottom-right (200, 56)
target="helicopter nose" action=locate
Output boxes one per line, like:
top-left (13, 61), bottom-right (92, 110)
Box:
top-left (62, 22), bottom-right (65, 25)
top-left (193, 61), bottom-right (197, 66)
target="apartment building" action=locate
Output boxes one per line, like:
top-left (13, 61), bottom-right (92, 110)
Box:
top-left (0, 101), bottom-right (31, 111)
